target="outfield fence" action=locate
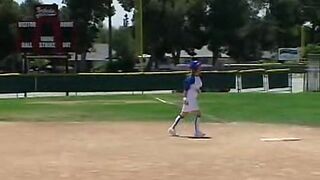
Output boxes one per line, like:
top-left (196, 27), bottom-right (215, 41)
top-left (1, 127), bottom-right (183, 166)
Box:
top-left (0, 71), bottom-right (236, 94)
top-left (0, 69), bottom-right (297, 97)
top-left (236, 69), bottom-right (293, 93)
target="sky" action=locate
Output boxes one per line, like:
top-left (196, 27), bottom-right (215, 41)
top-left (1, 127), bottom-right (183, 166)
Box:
top-left (14, 0), bottom-right (133, 28)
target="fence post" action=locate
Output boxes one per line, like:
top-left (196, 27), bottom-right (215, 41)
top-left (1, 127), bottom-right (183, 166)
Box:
top-left (264, 73), bottom-right (269, 92)
top-left (289, 73), bottom-right (293, 93)
top-left (236, 73), bottom-right (242, 93)
top-left (306, 54), bottom-right (320, 91)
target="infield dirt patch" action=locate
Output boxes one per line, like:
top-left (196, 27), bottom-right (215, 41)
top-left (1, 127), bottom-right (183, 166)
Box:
top-left (0, 122), bottom-right (319, 180)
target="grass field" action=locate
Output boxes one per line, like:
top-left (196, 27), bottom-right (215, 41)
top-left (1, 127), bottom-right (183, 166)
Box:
top-left (0, 93), bottom-right (320, 126)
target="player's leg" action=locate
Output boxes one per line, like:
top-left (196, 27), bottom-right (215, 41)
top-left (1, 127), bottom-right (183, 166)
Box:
top-left (168, 96), bottom-right (191, 136)
top-left (182, 98), bottom-right (205, 137)
top-left (193, 110), bottom-right (205, 137)
top-left (168, 112), bottom-right (188, 136)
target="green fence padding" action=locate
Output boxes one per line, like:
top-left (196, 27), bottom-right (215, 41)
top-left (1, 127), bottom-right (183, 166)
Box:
top-left (201, 72), bottom-right (236, 92)
top-left (0, 71), bottom-right (237, 93)
top-left (0, 75), bottom-right (34, 93)
top-left (268, 71), bottom-right (289, 89)
top-left (240, 70), bottom-right (264, 89)
top-left (36, 74), bottom-right (186, 92)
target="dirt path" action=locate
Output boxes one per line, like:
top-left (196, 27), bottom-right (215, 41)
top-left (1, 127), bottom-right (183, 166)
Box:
top-left (0, 122), bottom-right (319, 180)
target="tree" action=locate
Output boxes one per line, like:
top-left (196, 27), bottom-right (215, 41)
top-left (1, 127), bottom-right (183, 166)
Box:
top-left (119, 0), bottom-right (207, 70)
top-left (207, 0), bottom-right (250, 62)
top-left (300, 0), bottom-right (320, 44)
top-left (106, 27), bottom-right (135, 72)
top-left (118, 0), bottom-right (134, 11)
top-left (19, 0), bottom-right (42, 20)
top-left (59, 5), bottom-right (71, 21)
top-left (169, 0), bottom-right (208, 64)
top-left (0, 0), bottom-right (20, 65)
top-left (62, 0), bottom-right (115, 63)
top-left (267, 0), bottom-right (301, 48)
top-left (95, 27), bottom-right (109, 44)
top-left (118, 0), bottom-right (319, 64)
top-left (229, 0), bottom-right (282, 61)
top-left (95, 26), bottom-right (135, 72)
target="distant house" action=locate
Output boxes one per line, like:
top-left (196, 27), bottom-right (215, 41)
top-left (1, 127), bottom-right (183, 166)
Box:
top-left (69, 43), bottom-right (116, 61)
top-left (165, 46), bottom-right (231, 70)
top-left (261, 51), bottom-right (277, 60)
top-left (166, 46), bottom-right (211, 64)
top-left (68, 43), bottom-right (117, 72)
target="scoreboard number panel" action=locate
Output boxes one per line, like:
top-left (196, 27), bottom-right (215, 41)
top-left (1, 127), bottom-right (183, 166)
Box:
top-left (60, 22), bottom-right (75, 51)
top-left (18, 22), bottom-right (36, 52)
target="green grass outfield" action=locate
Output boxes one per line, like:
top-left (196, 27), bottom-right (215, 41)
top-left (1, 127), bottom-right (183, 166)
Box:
top-left (0, 93), bottom-right (319, 126)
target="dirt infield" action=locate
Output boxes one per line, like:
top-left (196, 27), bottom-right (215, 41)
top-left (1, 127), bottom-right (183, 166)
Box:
top-left (0, 122), bottom-right (319, 180)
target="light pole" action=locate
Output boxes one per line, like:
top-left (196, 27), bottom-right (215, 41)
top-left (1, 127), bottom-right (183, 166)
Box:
top-left (108, 0), bottom-right (113, 62)
top-left (135, 0), bottom-right (144, 72)
top-left (301, 22), bottom-right (313, 60)
top-left (301, 25), bottom-right (306, 60)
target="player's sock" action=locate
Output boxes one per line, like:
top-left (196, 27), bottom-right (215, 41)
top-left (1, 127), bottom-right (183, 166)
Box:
top-left (171, 115), bottom-right (183, 129)
top-left (194, 115), bottom-right (201, 133)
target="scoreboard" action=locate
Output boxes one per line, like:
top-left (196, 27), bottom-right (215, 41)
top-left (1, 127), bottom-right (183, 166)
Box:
top-left (17, 4), bottom-right (76, 54)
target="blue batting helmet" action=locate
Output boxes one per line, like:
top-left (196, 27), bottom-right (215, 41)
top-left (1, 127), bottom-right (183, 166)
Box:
top-left (189, 60), bottom-right (201, 70)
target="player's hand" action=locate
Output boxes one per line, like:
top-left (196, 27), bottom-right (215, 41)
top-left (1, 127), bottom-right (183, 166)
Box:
top-left (183, 97), bottom-right (189, 105)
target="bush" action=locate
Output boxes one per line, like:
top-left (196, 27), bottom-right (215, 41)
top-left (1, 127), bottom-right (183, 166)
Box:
top-left (30, 59), bottom-right (50, 72)
top-left (106, 59), bottom-right (135, 72)
top-left (304, 44), bottom-right (320, 57)
top-left (0, 53), bottom-right (22, 72)
top-left (102, 27), bottom-right (136, 73)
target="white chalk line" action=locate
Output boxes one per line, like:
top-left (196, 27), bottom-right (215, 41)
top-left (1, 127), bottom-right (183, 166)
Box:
top-left (260, 137), bottom-right (302, 142)
top-left (154, 97), bottom-right (176, 105)
top-left (152, 96), bottom-right (225, 123)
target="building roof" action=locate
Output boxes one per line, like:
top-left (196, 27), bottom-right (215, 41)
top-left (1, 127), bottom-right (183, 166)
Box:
top-left (165, 45), bottom-right (230, 58)
top-left (70, 43), bottom-right (116, 61)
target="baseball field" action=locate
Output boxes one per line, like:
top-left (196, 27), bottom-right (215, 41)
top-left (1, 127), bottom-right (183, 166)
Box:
top-left (0, 93), bottom-right (320, 180)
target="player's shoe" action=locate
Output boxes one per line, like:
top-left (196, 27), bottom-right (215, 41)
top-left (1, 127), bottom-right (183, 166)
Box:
top-left (168, 128), bottom-right (177, 136)
top-left (194, 131), bottom-right (206, 138)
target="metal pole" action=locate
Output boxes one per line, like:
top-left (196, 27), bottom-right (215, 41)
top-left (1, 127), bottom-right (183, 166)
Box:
top-left (66, 56), bottom-right (69, 74)
top-left (22, 54), bottom-right (25, 73)
top-left (301, 25), bottom-right (305, 61)
top-left (108, 0), bottom-right (113, 62)
top-left (75, 53), bottom-right (78, 73)
top-left (135, 0), bottom-right (144, 72)
top-left (24, 54), bottom-right (28, 98)
top-left (66, 55), bottom-right (69, 96)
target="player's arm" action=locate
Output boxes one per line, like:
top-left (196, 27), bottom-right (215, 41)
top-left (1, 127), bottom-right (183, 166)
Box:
top-left (183, 90), bottom-right (188, 105)
top-left (197, 88), bottom-right (201, 94)
top-left (183, 89), bottom-right (188, 98)
top-left (183, 78), bottom-right (191, 105)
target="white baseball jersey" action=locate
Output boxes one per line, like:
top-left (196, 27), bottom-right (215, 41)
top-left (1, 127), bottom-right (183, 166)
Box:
top-left (182, 75), bottom-right (202, 112)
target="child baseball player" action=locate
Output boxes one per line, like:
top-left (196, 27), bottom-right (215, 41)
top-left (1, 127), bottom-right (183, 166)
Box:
top-left (168, 60), bottom-right (206, 137)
